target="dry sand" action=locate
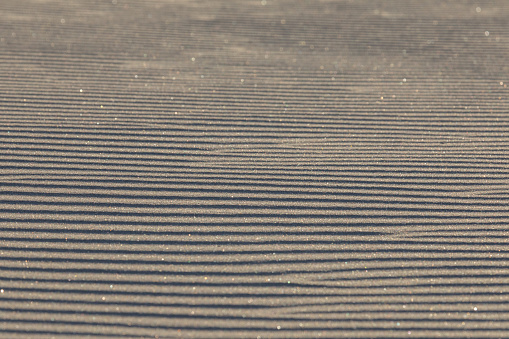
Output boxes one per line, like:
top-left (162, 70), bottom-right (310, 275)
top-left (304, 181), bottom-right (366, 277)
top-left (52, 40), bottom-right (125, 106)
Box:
top-left (1, 0), bottom-right (509, 338)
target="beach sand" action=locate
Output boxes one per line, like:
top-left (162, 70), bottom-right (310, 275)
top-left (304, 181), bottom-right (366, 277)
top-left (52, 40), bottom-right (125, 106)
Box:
top-left (1, 0), bottom-right (509, 337)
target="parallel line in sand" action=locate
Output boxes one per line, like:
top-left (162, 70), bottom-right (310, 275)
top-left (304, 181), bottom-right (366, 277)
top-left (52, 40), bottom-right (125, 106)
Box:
top-left (2, 0), bottom-right (509, 337)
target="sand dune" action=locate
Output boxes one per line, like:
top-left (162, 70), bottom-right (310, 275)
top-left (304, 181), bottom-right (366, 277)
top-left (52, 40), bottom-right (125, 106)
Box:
top-left (1, 0), bottom-right (509, 337)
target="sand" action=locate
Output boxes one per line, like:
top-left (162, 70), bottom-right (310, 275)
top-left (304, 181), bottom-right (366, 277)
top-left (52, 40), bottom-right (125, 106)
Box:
top-left (1, 0), bottom-right (509, 338)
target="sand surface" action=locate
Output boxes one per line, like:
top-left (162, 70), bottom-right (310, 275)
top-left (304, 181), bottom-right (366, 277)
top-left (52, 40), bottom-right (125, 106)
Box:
top-left (1, 0), bottom-right (509, 338)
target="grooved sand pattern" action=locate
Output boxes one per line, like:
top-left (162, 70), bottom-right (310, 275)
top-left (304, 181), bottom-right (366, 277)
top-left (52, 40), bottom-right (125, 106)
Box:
top-left (1, 0), bottom-right (509, 338)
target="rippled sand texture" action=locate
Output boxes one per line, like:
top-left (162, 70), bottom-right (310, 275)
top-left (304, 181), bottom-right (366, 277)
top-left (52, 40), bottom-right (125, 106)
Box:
top-left (1, 0), bottom-right (509, 338)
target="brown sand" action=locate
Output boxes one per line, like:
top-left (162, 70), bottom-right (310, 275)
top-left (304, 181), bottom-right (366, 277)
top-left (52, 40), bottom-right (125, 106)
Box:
top-left (1, 0), bottom-right (509, 338)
